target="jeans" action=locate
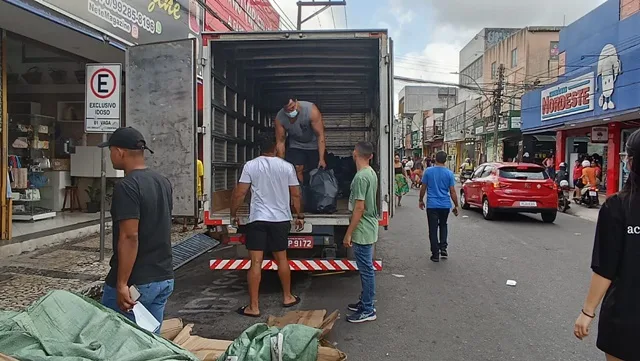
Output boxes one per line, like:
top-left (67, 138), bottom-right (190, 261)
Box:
top-left (353, 243), bottom-right (375, 314)
top-left (102, 279), bottom-right (174, 333)
top-left (427, 208), bottom-right (450, 255)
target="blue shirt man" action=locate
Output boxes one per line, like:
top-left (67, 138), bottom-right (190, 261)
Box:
top-left (419, 151), bottom-right (459, 262)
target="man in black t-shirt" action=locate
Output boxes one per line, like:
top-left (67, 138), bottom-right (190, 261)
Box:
top-left (98, 127), bottom-right (174, 331)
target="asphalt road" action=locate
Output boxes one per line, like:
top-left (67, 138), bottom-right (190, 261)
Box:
top-left (165, 190), bottom-right (601, 360)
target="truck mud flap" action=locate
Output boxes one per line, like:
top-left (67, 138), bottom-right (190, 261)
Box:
top-left (172, 233), bottom-right (220, 270)
top-left (209, 259), bottom-right (383, 271)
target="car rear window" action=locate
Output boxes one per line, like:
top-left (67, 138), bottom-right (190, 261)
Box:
top-left (499, 167), bottom-right (549, 180)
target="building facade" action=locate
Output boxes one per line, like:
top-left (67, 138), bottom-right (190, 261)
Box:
top-left (397, 86), bottom-right (457, 157)
top-left (479, 26), bottom-right (561, 162)
top-left (521, 0), bottom-right (640, 196)
top-left (458, 28), bottom-right (519, 102)
top-left (422, 109), bottom-right (445, 157)
top-left (0, 0), bottom-right (279, 241)
top-left (443, 99), bottom-right (482, 171)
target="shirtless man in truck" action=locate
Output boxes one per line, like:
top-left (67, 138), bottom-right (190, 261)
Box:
top-left (274, 97), bottom-right (327, 183)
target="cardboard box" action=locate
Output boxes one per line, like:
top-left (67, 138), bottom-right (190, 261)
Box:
top-left (162, 309), bottom-right (346, 361)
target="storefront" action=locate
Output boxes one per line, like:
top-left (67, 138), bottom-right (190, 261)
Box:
top-left (478, 111), bottom-right (522, 162)
top-left (520, 0), bottom-right (640, 196)
top-left (1, 0), bottom-right (279, 241)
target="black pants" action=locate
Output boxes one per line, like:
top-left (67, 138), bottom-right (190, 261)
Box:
top-left (427, 208), bottom-right (450, 255)
top-left (245, 221), bottom-right (291, 252)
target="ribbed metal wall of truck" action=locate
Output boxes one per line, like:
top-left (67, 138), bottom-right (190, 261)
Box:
top-left (126, 30), bottom-right (394, 271)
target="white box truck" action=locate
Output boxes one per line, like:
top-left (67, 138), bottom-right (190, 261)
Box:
top-left (125, 30), bottom-right (394, 272)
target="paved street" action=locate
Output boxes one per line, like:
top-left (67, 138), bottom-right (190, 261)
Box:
top-left (165, 190), bottom-right (601, 360)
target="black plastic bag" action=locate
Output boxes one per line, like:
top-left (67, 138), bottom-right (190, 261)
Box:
top-left (306, 168), bottom-right (339, 214)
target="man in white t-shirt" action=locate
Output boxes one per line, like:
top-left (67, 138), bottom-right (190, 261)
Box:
top-left (230, 132), bottom-right (304, 317)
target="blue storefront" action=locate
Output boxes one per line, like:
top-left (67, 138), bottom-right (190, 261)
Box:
top-left (521, 0), bottom-right (640, 195)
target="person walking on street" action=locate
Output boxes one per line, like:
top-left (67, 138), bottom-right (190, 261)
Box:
top-left (394, 155), bottom-right (409, 206)
top-left (574, 128), bottom-right (640, 361)
top-left (231, 132), bottom-right (304, 317)
top-left (98, 127), bottom-right (174, 330)
top-left (419, 151), bottom-right (459, 262)
top-left (344, 142), bottom-right (379, 323)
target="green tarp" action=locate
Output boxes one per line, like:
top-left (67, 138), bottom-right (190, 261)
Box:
top-left (218, 323), bottom-right (320, 361)
top-left (0, 290), bottom-right (199, 361)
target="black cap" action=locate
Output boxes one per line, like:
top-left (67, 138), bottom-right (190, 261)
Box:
top-left (97, 127), bottom-right (154, 154)
top-left (626, 129), bottom-right (640, 157)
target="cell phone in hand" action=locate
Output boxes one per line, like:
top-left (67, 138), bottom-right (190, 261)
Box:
top-left (129, 285), bottom-right (141, 302)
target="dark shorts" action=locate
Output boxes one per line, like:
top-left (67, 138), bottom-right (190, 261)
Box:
top-left (285, 148), bottom-right (319, 171)
top-left (246, 221), bottom-right (291, 252)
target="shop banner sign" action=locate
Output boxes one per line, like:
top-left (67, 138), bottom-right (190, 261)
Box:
top-left (591, 126), bottom-right (609, 143)
top-left (511, 117), bottom-right (521, 129)
top-left (34, 0), bottom-right (203, 45)
top-left (541, 73), bottom-right (595, 121)
top-left (85, 63), bottom-right (122, 133)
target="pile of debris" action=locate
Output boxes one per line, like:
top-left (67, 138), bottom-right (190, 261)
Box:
top-left (162, 310), bottom-right (345, 361)
top-left (0, 290), bottom-right (346, 361)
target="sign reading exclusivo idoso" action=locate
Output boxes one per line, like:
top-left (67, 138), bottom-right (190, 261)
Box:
top-left (34, 0), bottom-right (203, 45)
top-left (541, 73), bottom-right (595, 121)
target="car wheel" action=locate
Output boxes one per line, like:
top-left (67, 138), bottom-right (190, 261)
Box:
top-left (482, 197), bottom-right (494, 220)
top-left (541, 211), bottom-right (557, 223)
top-left (460, 190), bottom-right (471, 210)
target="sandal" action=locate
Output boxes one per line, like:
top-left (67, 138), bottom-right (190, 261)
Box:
top-left (283, 295), bottom-right (301, 308)
top-left (236, 305), bottom-right (260, 318)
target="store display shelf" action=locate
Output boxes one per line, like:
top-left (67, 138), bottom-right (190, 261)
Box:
top-left (9, 84), bottom-right (85, 94)
top-left (12, 211), bottom-right (57, 221)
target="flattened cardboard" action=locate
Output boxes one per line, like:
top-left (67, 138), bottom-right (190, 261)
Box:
top-left (160, 318), bottom-right (184, 341)
top-left (267, 310), bottom-right (327, 329)
top-left (0, 354), bottom-right (19, 361)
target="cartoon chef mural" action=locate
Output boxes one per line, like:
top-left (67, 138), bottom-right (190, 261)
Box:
top-left (596, 44), bottom-right (622, 111)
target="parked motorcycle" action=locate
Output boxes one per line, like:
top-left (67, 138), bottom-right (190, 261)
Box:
top-left (557, 180), bottom-right (571, 212)
top-left (460, 169), bottom-right (473, 184)
top-left (573, 186), bottom-right (600, 208)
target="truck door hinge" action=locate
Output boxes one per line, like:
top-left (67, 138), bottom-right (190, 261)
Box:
top-left (384, 55), bottom-right (390, 64)
top-left (200, 57), bottom-right (207, 67)
top-left (197, 126), bottom-right (207, 134)
top-left (384, 124), bottom-right (390, 134)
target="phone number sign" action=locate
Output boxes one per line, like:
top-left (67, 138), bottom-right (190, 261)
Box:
top-left (85, 64), bottom-right (122, 133)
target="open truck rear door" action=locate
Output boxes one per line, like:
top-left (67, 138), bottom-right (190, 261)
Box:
top-left (125, 39), bottom-right (199, 218)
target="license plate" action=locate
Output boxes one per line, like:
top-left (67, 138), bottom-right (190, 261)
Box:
top-left (589, 191), bottom-right (597, 196)
top-left (519, 201), bottom-right (537, 207)
top-left (288, 236), bottom-right (313, 249)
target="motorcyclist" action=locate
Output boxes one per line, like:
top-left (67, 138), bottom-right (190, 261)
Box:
top-left (580, 159), bottom-right (598, 196)
top-left (459, 158), bottom-right (474, 182)
top-left (554, 162), bottom-right (569, 185)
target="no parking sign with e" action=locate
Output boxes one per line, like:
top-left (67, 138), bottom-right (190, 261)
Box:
top-left (85, 64), bottom-right (122, 133)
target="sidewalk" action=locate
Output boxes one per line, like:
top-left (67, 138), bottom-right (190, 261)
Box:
top-left (0, 225), bottom-right (202, 311)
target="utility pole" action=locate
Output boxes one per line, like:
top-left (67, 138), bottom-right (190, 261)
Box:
top-left (297, 1), bottom-right (347, 30)
top-left (492, 64), bottom-right (505, 162)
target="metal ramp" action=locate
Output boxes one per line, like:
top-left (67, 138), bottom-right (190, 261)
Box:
top-left (172, 233), bottom-right (220, 270)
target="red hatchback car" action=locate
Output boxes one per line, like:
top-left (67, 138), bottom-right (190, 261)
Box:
top-left (460, 162), bottom-right (558, 223)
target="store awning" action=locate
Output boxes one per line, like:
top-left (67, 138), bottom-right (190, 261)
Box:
top-left (532, 135), bottom-right (557, 142)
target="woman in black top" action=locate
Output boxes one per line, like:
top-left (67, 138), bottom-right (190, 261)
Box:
top-left (574, 128), bottom-right (640, 361)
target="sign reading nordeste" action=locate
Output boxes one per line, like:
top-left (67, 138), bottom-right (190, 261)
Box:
top-left (541, 72), bottom-right (595, 121)
top-left (85, 64), bottom-right (122, 133)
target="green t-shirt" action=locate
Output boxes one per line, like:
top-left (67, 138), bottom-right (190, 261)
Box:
top-left (349, 166), bottom-right (379, 245)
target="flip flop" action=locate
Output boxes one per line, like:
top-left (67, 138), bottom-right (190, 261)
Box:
top-left (236, 306), bottom-right (260, 318)
top-left (283, 295), bottom-right (301, 308)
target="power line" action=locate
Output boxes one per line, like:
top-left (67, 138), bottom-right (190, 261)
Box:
top-left (330, 6), bottom-right (336, 29)
top-left (343, 6), bottom-right (348, 28)
top-left (269, 0), bottom-right (297, 30)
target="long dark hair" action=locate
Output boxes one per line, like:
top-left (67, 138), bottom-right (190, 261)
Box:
top-left (621, 129), bottom-right (640, 198)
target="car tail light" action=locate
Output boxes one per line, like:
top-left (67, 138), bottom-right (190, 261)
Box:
top-left (493, 182), bottom-right (507, 189)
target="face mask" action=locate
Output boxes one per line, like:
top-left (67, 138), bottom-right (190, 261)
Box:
top-left (285, 109), bottom-right (298, 118)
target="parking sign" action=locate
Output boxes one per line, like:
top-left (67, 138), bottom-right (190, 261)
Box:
top-left (85, 64), bottom-right (122, 133)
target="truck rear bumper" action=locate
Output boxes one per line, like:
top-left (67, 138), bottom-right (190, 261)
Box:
top-left (210, 259), bottom-right (383, 271)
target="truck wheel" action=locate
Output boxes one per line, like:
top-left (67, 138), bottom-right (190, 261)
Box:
top-left (541, 211), bottom-right (557, 223)
top-left (460, 190), bottom-right (470, 210)
top-left (482, 197), bottom-right (494, 220)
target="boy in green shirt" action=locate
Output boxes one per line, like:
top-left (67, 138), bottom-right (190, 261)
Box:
top-left (344, 141), bottom-right (378, 323)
